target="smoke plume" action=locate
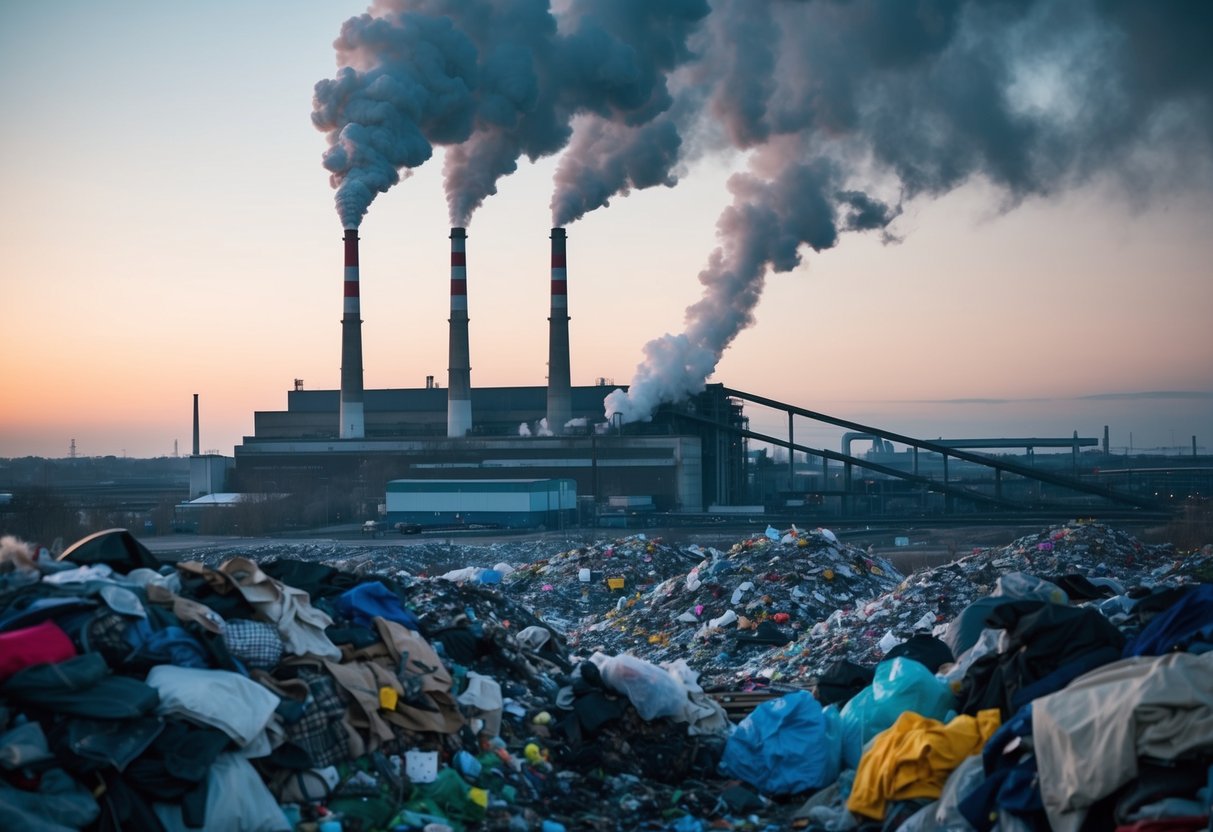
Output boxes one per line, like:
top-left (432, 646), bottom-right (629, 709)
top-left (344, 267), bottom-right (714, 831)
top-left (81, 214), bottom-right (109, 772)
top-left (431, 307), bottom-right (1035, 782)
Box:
top-left (603, 0), bottom-right (1213, 422)
top-left (315, 0), bottom-right (708, 227)
top-left (312, 11), bottom-right (479, 228)
top-left (313, 1), bottom-right (1212, 420)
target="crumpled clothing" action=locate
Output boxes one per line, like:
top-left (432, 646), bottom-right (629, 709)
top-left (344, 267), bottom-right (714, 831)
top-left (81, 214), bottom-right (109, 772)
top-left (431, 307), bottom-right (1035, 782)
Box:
top-left (372, 617), bottom-right (464, 735)
top-left (40, 563), bottom-right (115, 584)
top-left (457, 670), bottom-right (504, 736)
top-left (848, 708), bottom-right (1001, 821)
top-left (146, 665), bottom-right (281, 751)
top-left (153, 753), bottom-right (290, 832)
top-left (321, 658), bottom-right (402, 756)
top-left (1032, 651), bottom-right (1213, 832)
top-left (217, 557), bottom-right (340, 660)
top-left (145, 582), bottom-right (225, 634)
top-left (0, 767), bottom-right (100, 832)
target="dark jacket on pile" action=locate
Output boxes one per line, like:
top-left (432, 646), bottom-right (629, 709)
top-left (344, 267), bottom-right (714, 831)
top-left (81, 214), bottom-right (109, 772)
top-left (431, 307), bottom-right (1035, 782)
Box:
top-left (958, 600), bottom-right (1125, 719)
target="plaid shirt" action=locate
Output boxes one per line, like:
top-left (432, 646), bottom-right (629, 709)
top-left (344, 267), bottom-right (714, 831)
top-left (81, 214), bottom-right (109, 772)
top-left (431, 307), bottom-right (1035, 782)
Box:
top-left (222, 619), bottom-right (284, 671)
top-left (285, 669), bottom-right (349, 768)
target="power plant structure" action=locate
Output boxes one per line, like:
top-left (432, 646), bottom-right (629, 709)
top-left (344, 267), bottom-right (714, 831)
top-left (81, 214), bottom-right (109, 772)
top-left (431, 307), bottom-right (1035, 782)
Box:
top-left (229, 227), bottom-right (1181, 528)
top-left (232, 227), bottom-right (749, 522)
top-left (546, 227), bottom-right (571, 435)
top-left (339, 228), bottom-right (365, 439)
top-left (447, 227), bottom-right (472, 438)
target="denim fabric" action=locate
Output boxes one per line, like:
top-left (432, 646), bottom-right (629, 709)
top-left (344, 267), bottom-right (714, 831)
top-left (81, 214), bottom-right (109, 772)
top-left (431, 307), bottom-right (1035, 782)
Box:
top-left (1, 653), bottom-right (159, 719)
top-left (65, 716), bottom-right (165, 772)
top-left (0, 767), bottom-right (100, 832)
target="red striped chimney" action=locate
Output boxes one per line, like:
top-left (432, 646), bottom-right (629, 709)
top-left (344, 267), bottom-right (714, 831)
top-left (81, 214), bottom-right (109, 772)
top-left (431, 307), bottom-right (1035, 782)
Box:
top-left (546, 227), bottom-right (571, 433)
top-left (447, 227), bottom-right (472, 437)
top-left (339, 228), bottom-right (365, 438)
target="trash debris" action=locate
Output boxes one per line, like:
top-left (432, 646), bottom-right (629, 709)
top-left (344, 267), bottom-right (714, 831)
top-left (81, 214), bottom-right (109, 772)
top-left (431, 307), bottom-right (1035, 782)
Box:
top-left (0, 519), bottom-right (1209, 831)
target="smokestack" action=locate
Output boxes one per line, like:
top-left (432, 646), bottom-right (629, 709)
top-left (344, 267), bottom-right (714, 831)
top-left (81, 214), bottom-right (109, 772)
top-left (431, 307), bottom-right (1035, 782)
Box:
top-left (1103, 425), bottom-right (1110, 455)
top-left (340, 229), bottom-right (365, 438)
top-left (447, 227), bottom-right (472, 437)
top-left (192, 394), bottom-right (200, 456)
top-left (546, 227), bottom-right (572, 434)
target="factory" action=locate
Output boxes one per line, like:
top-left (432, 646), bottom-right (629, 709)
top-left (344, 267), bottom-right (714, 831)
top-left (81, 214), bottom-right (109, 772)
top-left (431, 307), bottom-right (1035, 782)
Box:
top-left (218, 225), bottom-right (1176, 531)
top-left (229, 227), bottom-right (749, 525)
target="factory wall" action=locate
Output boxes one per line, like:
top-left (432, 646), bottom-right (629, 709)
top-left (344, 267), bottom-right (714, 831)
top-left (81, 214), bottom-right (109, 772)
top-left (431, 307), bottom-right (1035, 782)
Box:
top-left (384, 478), bottom-right (576, 528)
top-left (236, 385), bottom-right (745, 515)
top-left (233, 435), bottom-right (704, 514)
top-left (254, 386), bottom-right (619, 440)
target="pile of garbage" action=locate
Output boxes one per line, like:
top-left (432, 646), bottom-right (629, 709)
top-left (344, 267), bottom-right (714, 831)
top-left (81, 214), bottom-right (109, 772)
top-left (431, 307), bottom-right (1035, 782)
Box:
top-left (503, 534), bottom-right (702, 631)
top-left (568, 526), bottom-right (904, 683)
top-left (709, 520), bottom-right (1213, 690)
top-left (1, 519), bottom-right (1211, 832)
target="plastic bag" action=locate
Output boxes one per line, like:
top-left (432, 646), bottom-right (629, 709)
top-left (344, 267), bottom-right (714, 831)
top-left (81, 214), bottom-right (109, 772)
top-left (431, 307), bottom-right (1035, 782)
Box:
top-left (591, 653), bottom-right (688, 721)
top-left (992, 572), bottom-right (1068, 605)
top-left (718, 691), bottom-right (841, 795)
top-left (839, 657), bottom-right (956, 769)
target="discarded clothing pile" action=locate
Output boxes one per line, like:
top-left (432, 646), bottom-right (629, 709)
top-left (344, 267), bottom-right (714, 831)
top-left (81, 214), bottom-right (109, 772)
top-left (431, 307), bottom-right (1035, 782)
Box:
top-left (568, 526), bottom-right (904, 683)
top-left (0, 528), bottom-right (771, 832)
top-left (3, 519), bottom-right (1212, 832)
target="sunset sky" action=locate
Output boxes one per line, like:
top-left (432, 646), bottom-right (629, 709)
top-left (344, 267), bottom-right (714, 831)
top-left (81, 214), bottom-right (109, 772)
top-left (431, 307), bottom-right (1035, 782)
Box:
top-left (1, 1), bottom-right (1210, 460)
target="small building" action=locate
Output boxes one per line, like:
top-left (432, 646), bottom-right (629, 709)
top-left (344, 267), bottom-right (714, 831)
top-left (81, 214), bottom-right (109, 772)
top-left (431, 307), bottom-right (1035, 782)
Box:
top-left (189, 454), bottom-right (234, 499)
top-left (385, 478), bottom-right (576, 530)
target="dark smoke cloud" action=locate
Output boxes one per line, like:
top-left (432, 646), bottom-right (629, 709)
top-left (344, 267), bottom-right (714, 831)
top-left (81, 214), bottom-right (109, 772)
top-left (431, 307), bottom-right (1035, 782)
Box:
top-left (312, 1), bottom-right (1212, 419)
top-left (314, 0), bottom-right (707, 227)
top-left (604, 0), bottom-right (1213, 422)
top-left (312, 12), bottom-right (479, 228)
top-left (550, 115), bottom-right (682, 225)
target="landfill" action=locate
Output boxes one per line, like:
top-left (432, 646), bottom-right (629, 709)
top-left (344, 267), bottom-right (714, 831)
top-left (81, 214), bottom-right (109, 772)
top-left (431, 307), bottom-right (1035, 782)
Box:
top-left (0, 519), bottom-right (1211, 831)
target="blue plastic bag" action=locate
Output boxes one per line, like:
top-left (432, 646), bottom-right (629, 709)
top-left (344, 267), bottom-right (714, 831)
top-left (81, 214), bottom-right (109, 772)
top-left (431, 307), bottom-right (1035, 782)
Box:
top-left (718, 691), bottom-right (841, 795)
top-left (839, 657), bottom-right (955, 769)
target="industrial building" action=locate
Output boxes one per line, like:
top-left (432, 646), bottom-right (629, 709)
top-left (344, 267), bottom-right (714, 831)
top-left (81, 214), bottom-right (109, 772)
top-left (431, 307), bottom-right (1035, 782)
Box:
top-left (384, 478), bottom-right (577, 529)
top-left (220, 225), bottom-right (1183, 529)
top-left (229, 227), bottom-right (749, 525)
top-left (233, 383), bottom-right (746, 522)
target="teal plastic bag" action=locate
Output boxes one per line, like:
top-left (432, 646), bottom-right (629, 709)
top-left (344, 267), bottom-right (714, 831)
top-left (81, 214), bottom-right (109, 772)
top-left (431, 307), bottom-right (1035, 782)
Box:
top-left (839, 657), bottom-right (956, 769)
top-left (718, 691), bottom-right (841, 795)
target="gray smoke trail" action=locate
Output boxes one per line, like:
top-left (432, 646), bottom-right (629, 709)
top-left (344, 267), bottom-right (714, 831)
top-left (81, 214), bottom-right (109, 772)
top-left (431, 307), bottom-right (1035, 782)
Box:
top-left (605, 148), bottom-right (899, 423)
top-left (317, 0), bottom-right (707, 227)
top-left (550, 115), bottom-right (682, 225)
top-left (440, 0), bottom-right (709, 226)
top-left (312, 11), bottom-right (480, 228)
top-left (605, 0), bottom-right (1213, 422)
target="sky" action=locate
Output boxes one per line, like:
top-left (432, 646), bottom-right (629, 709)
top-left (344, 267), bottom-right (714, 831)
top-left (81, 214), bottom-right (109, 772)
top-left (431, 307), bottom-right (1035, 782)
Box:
top-left (0, 0), bottom-right (1210, 460)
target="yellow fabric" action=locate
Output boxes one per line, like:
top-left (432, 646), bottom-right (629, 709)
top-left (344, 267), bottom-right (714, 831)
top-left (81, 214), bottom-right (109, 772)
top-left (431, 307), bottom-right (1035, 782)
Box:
top-left (847, 708), bottom-right (1001, 821)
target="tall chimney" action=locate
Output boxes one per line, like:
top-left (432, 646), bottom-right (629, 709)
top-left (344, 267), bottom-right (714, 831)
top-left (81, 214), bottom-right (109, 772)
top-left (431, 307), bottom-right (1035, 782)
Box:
top-left (340, 228), bottom-right (365, 438)
top-left (546, 227), bottom-right (571, 434)
top-left (447, 227), bottom-right (472, 437)
top-left (192, 394), bottom-right (200, 456)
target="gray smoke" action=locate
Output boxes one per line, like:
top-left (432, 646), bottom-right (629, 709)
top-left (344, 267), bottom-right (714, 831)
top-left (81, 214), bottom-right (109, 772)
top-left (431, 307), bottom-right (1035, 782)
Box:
top-left (312, 11), bottom-right (480, 228)
top-left (604, 0), bottom-right (1213, 422)
top-left (315, 0), bottom-right (708, 228)
top-left (312, 1), bottom-right (1212, 420)
top-left (550, 114), bottom-right (683, 226)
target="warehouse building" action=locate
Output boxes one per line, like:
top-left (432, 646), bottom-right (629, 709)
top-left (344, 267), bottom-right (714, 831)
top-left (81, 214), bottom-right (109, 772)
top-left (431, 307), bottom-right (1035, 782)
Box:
top-left (385, 478), bottom-right (577, 529)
